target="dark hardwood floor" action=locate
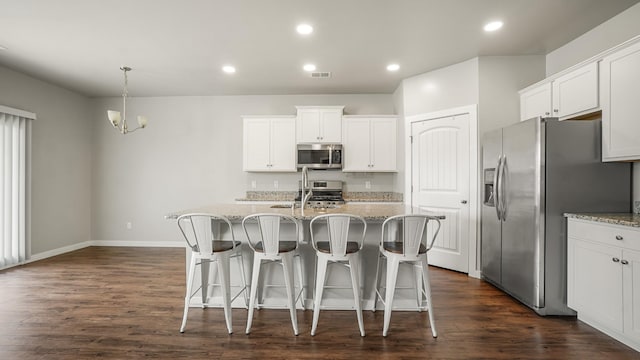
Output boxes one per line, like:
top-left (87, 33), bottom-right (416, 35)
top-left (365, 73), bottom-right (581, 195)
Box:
top-left (0, 246), bottom-right (637, 359)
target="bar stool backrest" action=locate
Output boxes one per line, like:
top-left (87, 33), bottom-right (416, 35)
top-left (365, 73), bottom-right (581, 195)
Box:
top-left (381, 214), bottom-right (441, 257)
top-left (310, 214), bottom-right (367, 256)
top-left (177, 213), bottom-right (235, 254)
top-left (242, 213), bottom-right (300, 256)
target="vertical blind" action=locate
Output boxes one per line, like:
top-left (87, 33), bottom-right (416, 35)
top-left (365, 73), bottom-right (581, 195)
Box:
top-left (0, 106), bottom-right (34, 268)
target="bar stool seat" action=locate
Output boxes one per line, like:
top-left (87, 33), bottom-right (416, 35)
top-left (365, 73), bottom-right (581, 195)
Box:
top-left (382, 242), bottom-right (428, 254)
top-left (315, 241), bottom-right (360, 254)
top-left (310, 214), bottom-right (367, 337)
top-left (254, 241), bottom-right (298, 253)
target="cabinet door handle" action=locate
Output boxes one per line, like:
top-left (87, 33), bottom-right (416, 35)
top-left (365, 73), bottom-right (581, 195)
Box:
top-left (553, 109), bottom-right (559, 113)
top-left (544, 112), bottom-right (550, 116)
top-left (615, 235), bottom-right (623, 240)
top-left (461, 200), bottom-right (468, 204)
top-left (621, 260), bottom-right (629, 265)
top-left (612, 257), bottom-right (620, 263)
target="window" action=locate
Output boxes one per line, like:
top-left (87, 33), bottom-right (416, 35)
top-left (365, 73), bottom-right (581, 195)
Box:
top-left (0, 105), bottom-right (34, 269)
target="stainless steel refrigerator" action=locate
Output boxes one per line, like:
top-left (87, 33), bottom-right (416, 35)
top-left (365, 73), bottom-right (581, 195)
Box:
top-left (481, 117), bottom-right (631, 315)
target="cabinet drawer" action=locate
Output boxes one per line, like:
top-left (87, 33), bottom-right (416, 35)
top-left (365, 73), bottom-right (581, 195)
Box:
top-left (568, 219), bottom-right (640, 251)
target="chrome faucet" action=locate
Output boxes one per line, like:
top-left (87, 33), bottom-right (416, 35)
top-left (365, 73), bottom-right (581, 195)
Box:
top-left (300, 166), bottom-right (313, 212)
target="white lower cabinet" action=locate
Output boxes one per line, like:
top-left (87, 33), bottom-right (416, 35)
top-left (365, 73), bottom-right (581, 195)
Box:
top-left (243, 116), bottom-right (296, 172)
top-left (567, 218), bottom-right (640, 351)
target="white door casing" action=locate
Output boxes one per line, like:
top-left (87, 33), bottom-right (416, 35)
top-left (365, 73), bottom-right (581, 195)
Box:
top-left (405, 105), bottom-right (479, 277)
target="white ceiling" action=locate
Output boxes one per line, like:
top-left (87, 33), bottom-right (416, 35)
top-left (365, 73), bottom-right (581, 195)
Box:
top-left (0, 0), bottom-right (638, 97)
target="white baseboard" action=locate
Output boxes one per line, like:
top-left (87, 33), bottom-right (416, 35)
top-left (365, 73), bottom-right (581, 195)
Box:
top-left (90, 240), bottom-right (184, 248)
top-left (28, 241), bottom-right (93, 263)
top-left (16, 240), bottom-right (185, 269)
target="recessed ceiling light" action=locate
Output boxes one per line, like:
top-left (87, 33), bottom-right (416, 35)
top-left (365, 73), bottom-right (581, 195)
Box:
top-left (303, 64), bottom-right (317, 72)
top-left (484, 21), bottom-right (503, 32)
top-left (297, 24), bottom-right (313, 35)
top-left (387, 64), bottom-right (400, 72)
top-left (222, 65), bottom-right (236, 74)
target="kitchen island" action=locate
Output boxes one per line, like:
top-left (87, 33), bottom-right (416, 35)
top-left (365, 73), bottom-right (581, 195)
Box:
top-left (166, 203), bottom-right (445, 310)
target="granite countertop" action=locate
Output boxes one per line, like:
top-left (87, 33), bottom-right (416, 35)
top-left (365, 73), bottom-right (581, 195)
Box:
top-left (166, 203), bottom-right (444, 222)
top-left (235, 191), bottom-right (403, 203)
top-left (564, 213), bottom-right (640, 228)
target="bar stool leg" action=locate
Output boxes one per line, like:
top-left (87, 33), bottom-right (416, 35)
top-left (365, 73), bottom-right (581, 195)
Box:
top-left (295, 252), bottom-right (306, 310)
top-left (217, 253), bottom-right (233, 334)
top-left (201, 260), bottom-right (210, 308)
top-left (180, 255), bottom-right (197, 333)
top-left (311, 256), bottom-right (328, 336)
top-left (383, 257), bottom-right (400, 337)
top-left (236, 250), bottom-right (250, 308)
top-left (421, 256), bottom-right (437, 338)
top-left (349, 255), bottom-right (365, 337)
top-left (246, 255), bottom-right (262, 334)
top-left (282, 253), bottom-right (299, 336)
top-left (414, 263), bottom-right (423, 311)
top-left (372, 253), bottom-right (383, 313)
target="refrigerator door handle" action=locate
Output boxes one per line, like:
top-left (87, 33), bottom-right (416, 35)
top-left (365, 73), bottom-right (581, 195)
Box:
top-left (494, 155), bottom-right (503, 221)
top-left (500, 156), bottom-right (508, 221)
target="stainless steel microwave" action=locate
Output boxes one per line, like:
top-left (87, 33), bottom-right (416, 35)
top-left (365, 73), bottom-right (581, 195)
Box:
top-left (297, 144), bottom-right (342, 170)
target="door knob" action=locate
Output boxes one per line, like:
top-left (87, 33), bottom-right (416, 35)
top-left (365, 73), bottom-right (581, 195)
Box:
top-left (461, 200), bottom-right (468, 204)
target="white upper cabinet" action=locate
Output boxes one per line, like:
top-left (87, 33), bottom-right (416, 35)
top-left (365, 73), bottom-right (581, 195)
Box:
top-left (520, 82), bottom-right (552, 121)
top-left (296, 106), bottom-right (343, 143)
top-left (342, 116), bottom-right (397, 172)
top-left (601, 40), bottom-right (640, 162)
top-left (551, 61), bottom-right (599, 119)
top-left (519, 62), bottom-right (599, 121)
top-left (243, 116), bottom-right (296, 172)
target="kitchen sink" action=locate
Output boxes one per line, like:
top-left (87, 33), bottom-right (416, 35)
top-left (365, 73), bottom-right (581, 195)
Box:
top-left (269, 204), bottom-right (294, 209)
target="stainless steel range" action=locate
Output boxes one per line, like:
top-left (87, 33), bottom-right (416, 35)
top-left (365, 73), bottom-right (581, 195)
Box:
top-left (295, 180), bottom-right (345, 208)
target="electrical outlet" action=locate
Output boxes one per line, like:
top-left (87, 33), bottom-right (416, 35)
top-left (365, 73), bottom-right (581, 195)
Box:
top-left (251, 180), bottom-right (257, 189)
top-left (274, 180), bottom-right (279, 189)
top-left (365, 181), bottom-right (371, 189)
top-left (126, 222), bottom-right (132, 230)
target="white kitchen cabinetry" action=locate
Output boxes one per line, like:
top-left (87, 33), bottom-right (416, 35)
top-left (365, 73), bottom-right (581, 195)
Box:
top-left (551, 62), bottom-right (599, 119)
top-left (601, 41), bottom-right (640, 161)
top-left (519, 62), bottom-right (598, 121)
top-left (519, 82), bottom-right (552, 121)
top-left (342, 116), bottom-right (396, 172)
top-left (567, 218), bottom-right (640, 351)
top-left (243, 116), bottom-right (296, 172)
top-left (296, 106), bottom-right (343, 143)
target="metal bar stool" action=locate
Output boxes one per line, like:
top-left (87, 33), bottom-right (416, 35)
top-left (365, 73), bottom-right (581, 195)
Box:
top-left (373, 214), bottom-right (441, 337)
top-left (242, 213), bottom-right (305, 336)
top-left (309, 214), bottom-right (367, 337)
top-left (177, 213), bottom-right (249, 334)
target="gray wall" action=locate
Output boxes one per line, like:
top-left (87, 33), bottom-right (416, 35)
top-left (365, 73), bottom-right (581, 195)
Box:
top-left (478, 56), bottom-right (546, 137)
top-left (546, 2), bottom-right (640, 206)
top-left (400, 58), bottom-right (479, 117)
top-left (0, 65), bottom-right (92, 255)
top-left (91, 94), bottom-right (395, 243)
top-left (546, 3), bottom-right (640, 76)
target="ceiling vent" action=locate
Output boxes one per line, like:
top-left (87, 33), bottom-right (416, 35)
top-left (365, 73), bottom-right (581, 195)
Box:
top-left (310, 72), bottom-right (331, 78)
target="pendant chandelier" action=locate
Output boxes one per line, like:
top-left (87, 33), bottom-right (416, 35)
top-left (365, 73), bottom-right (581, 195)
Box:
top-left (107, 66), bottom-right (148, 134)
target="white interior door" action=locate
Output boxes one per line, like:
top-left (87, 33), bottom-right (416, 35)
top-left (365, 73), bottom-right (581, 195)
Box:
top-left (411, 115), bottom-right (470, 273)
